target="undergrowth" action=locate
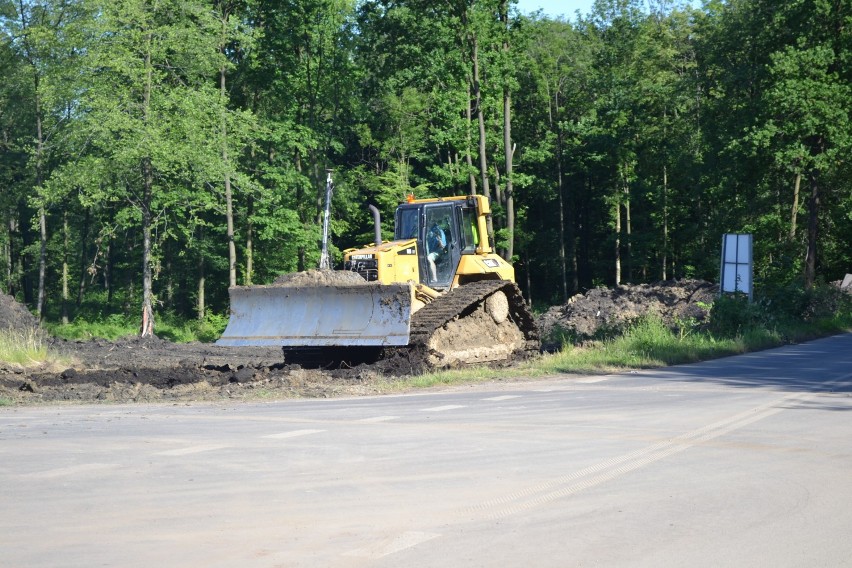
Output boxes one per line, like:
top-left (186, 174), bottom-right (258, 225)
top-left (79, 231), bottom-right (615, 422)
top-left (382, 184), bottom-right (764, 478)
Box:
top-left (46, 311), bottom-right (228, 343)
top-left (0, 328), bottom-right (49, 366)
top-left (0, 328), bottom-right (70, 370)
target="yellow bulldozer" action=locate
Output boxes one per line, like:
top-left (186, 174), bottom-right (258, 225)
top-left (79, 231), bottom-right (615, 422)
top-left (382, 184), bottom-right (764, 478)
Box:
top-left (217, 194), bottom-right (539, 368)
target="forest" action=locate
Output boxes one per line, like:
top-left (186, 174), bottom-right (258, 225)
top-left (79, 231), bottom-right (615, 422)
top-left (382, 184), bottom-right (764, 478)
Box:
top-left (1, 0), bottom-right (850, 336)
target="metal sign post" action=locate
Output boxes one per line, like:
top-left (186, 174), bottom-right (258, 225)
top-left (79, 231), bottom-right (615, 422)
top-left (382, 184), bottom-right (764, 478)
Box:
top-left (720, 233), bottom-right (753, 301)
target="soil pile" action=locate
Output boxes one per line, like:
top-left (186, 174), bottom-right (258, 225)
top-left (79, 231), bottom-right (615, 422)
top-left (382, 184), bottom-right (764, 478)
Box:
top-left (537, 279), bottom-right (718, 346)
top-left (273, 269), bottom-right (366, 286)
top-left (0, 293), bottom-right (39, 334)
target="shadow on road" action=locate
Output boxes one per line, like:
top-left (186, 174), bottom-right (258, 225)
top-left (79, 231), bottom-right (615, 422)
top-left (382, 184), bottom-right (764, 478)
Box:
top-left (648, 333), bottom-right (852, 401)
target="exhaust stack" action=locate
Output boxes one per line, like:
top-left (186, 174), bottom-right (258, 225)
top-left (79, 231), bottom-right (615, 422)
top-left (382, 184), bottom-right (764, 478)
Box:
top-left (368, 204), bottom-right (382, 245)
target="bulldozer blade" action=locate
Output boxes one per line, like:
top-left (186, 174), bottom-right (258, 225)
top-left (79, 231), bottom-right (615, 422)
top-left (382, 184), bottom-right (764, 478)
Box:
top-left (216, 283), bottom-right (413, 347)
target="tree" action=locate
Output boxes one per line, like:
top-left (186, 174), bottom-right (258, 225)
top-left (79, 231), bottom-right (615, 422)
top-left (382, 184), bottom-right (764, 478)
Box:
top-left (0, 0), bottom-right (89, 316)
top-left (63, 0), bottom-right (234, 335)
top-left (750, 2), bottom-right (851, 287)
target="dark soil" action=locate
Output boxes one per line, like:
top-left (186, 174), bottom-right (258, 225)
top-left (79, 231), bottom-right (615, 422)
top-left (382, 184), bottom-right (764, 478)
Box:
top-left (0, 293), bottom-right (40, 334)
top-left (1, 279), bottom-right (719, 406)
top-left (0, 333), bottom-right (429, 405)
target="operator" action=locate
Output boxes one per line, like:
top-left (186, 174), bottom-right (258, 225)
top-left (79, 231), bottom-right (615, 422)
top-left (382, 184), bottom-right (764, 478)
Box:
top-left (426, 222), bottom-right (447, 280)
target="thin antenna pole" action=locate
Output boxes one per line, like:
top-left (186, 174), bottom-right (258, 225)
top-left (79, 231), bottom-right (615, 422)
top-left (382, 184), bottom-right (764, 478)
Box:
top-left (319, 171), bottom-right (334, 270)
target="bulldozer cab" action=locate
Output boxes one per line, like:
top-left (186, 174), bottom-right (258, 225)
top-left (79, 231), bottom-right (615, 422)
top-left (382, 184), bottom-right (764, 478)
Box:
top-left (395, 200), bottom-right (480, 290)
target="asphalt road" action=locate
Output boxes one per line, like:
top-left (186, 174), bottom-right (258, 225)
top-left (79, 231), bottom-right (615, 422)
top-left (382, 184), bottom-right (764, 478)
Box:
top-left (2, 333), bottom-right (851, 567)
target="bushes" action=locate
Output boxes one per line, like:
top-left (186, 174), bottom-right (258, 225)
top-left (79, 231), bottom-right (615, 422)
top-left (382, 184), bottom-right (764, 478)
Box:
top-left (707, 294), bottom-right (763, 336)
top-left (709, 281), bottom-right (852, 338)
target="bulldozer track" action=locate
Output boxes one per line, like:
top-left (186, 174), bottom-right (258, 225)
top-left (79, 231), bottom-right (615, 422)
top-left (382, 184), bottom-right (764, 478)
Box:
top-left (407, 280), bottom-right (539, 359)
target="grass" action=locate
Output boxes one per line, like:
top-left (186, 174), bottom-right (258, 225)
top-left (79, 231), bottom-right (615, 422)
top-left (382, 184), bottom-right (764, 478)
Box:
top-left (383, 312), bottom-right (851, 391)
top-left (536, 319), bottom-right (775, 375)
top-left (46, 311), bottom-right (228, 343)
top-left (0, 327), bottom-right (72, 371)
top-left (0, 328), bottom-right (49, 366)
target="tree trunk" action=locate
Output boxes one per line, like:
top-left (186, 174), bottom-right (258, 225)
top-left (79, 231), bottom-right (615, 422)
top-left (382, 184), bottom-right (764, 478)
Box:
top-left (624, 183), bottom-right (632, 284)
top-left (141, 161), bottom-right (155, 337)
top-left (472, 35), bottom-right (494, 243)
top-left (164, 250), bottom-right (174, 309)
top-left (62, 212), bottom-right (69, 324)
top-left (37, 207), bottom-right (46, 319)
top-left (662, 165), bottom-right (668, 280)
top-left (245, 195), bottom-right (254, 285)
top-left (77, 210), bottom-right (89, 306)
top-left (295, 149), bottom-right (306, 272)
top-left (197, 229), bottom-right (205, 322)
top-left (140, 33), bottom-right (155, 337)
top-left (569, 190), bottom-right (578, 295)
top-left (804, 170), bottom-right (819, 289)
top-left (503, 93), bottom-right (514, 262)
top-left (216, 3), bottom-right (237, 287)
top-left (221, 71), bottom-right (237, 287)
top-left (105, 233), bottom-right (113, 305)
top-left (466, 85), bottom-right (476, 194)
top-left (501, 1), bottom-right (514, 261)
top-left (554, 89), bottom-right (568, 302)
top-left (790, 172), bottom-right (801, 240)
top-left (35, 83), bottom-right (46, 319)
top-left (2, 216), bottom-right (9, 295)
top-left (7, 216), bottom-right (17, 297)
top-left (141, 187), bottom-right (155, 335)
top-left (614, 198), bottom-right (621, 286)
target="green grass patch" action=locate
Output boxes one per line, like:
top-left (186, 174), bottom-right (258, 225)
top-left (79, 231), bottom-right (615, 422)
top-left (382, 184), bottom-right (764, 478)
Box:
top-left (46, 311), bottom-right (228, 343)
top-left (155, 312), bottom-right (228, 343)
top-left (386, 311), bottom-right (852, 392)
top-left (47, 314), bottom-right (137, 341)
top-left (0, 328), bottom-right (72, 371)
top-left (0, 328), bottom-right (49, 366)
top-left (538, 319), bottom-right (751, 375)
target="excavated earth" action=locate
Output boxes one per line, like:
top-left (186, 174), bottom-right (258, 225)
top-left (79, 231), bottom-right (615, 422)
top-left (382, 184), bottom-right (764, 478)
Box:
top-left (537, 279), bottom-right (719, 348)
top-left (1, 277), bottom-right (718, 406)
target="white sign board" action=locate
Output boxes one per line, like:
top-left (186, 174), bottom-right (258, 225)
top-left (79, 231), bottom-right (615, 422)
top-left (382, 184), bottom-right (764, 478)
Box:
top-left (720, 233), bottom-right (753, 300)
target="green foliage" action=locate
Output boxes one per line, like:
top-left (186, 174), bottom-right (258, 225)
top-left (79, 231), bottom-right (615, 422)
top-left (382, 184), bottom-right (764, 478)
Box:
top-left (710, 282), bottom-right (852, 337)
top-left (708, 294), bottom-right (763, 336)
top-left (49, 311), bottom-right (228, 343)
top-left (155, 312), bottom-right (229, 343)
top-left (48, 314), bottom-right (138, 341)
top-left (0, 0), bottom-right (850, 337)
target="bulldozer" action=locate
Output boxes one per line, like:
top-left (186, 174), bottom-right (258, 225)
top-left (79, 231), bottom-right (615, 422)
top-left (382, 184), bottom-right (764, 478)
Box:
top-left (217, 194), bottom-right (539, 369)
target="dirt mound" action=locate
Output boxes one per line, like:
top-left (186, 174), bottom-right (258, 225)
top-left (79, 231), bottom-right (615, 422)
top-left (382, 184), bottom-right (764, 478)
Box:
top-left (537, 279), bottom-right (718, 345)
top-left (1, 336), bottom-right (391, 405)
top-left (0, 293), bottom-right (39, 334)
top-left (273, 269), bottom-right (366, 286)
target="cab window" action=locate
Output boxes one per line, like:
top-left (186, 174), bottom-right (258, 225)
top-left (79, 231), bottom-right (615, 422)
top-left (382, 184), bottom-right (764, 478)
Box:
top-left (395, 207), bottom-right (419, 240)
top-left (459, 207), bottom-right (478, 253)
